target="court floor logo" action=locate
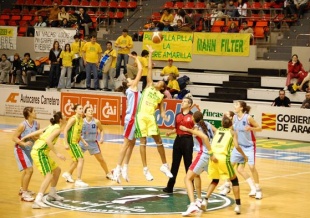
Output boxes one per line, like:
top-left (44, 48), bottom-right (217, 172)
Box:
top-left (43, 186), bottom-right (233, 214)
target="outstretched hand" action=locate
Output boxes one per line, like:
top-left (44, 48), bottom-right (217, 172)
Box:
top-left (146, 45), bottom-right (155, 53)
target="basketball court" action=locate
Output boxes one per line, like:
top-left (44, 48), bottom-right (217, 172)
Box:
top-left (0, 116), bottom-right (309, 218)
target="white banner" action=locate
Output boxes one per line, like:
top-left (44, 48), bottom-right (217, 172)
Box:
top-left (0, 89), bottom-right (61, 119)
top-left (198, 101), bottom-right (309, 142)
top-left (34, 27), bottom-right (76, 52)
top-left (0, 26), bottom-right (17, 50)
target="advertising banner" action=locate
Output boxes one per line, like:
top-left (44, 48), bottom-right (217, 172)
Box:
top-left (0, 26), bottom-right (17, 50)
top-left (1, 89), bottom-right (60, 119)
top-left (61, 92), bottom-right (121, 125)
top-left (34, 27), bottom-right (76, 52)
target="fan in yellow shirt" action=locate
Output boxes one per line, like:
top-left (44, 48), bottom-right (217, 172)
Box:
top-left (102, 41), bottom-right (117, 91)
top-left (58, 43), bottom-right (74, 89)
top-left (167, 73), bottom-right (180, 96)
top-left (161, 58), bottom-right (179, 81)
top-left (71, 35), bottom-right (86, 75)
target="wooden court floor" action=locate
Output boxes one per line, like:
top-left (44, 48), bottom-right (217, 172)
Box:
top-left (0, 116), bottom-right (309, 218)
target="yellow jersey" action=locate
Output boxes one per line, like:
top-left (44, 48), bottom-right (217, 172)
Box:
top-left (67, 115), bottom-right (83, 144)
top-left (162, 65), bottom-right (179, 76)
top-left (211, 127), bottom-right (234, 156)
top-left (82, 42), bottom-right (102, 63)
top-left (32, 124), bottom-right (60, 152)
top-left (60, 51), bottom-right (74, 67)
top-left (167, 79), bottom-right (180, 91)
top-left (103, 49), bottom-right (117, 68)
top-left (115, 35), bottom-right (133, 54)
top-left (71, 40), bottom-right (85, 56)
top-left (137, 86), bottom-right (164, 115)
top-left (138, 56), bottom-right (148, 76)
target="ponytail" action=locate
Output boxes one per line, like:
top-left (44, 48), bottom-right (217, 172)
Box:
top-left (50, 111), bottom-right (62, 125)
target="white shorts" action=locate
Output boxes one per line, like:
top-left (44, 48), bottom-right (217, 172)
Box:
top-left (14, 145), bottom-right (33, 171)
top-left (189, 152), bottom-right (209, 175)
top-left (230, 145), bottom-right (256, 165)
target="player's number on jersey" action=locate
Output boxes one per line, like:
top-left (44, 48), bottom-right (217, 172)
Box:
top-left (217, 132), bottom-right (225, 143)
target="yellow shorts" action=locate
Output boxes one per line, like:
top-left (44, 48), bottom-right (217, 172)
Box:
top-left (135, 113), bottom-right (159, 138)
top-left (68, 143), bottom-right (84, 161)
top-left (31, 149), bottom-right (57, 176)
top-left (208, 154), bottom-right (235, 180)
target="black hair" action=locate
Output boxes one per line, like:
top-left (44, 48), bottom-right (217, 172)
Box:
top-left (84, 106), bottom-right (91, 114)
top-left (131, 51), bottom-right (137, 56)
top-left (24, 53), bottom-right (30, 57)
top-left (23, 107), bottom-right (34, 119)
top-left (122, 28), bottom-right (128, 32)
top-left (1, 54), bottom-right (7, 58)
top-left (64, 43), bottom-right (71, 52)
top-left (193, 111), bottom-right (209, 138)
top-left (141, 50), bottom-right (149, 57)
top-left (106, 41), bottom-right (112, 46)
top-left (238, 101), bottom-right (251, 113)
top-left (50, 111), bottom-right (62, 125)
top-left (183, 97), bottom-right (193, 106)
top-left (222, 115), bottom-right (232, 128)
top-left (72, 104), bottom-right (81, 111)
top-left (74, 34), bottom-right (80, 39)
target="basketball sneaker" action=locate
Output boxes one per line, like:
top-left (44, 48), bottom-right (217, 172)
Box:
top-left (200, 198), bottom-right (208, 212)
top-left (106, 172), bottom-right (113, 180)
top-left (255, 189), bottom-right (263, 200)
top-left (163, 187), bottom-right (173, 193)
top-left (21, 192), bottom-right (35, 202)
top-left (121, 167), bottom-right (129, 182)
top-left (112, 168), bottom-right (121, 183)
top-left (19, 188), bottom-right (35, 196)
top-left (220, 186), bottom-right (231, 196)
top-left (249, 189), bottom-right (256, 197)
top-left (195, 198), bottom-right (202, 208)
top-left (46, 193), bottom-right (64, 201)
top-left (32, 200), bottom-right (50, 209)
top-left (143, 168), bottom-right (154, 181)
top-left (62, 172), bottom-right (74, 183)
top-left (217, 183), bottom-right (226, 191)
top-left (160, 164), bottom-right (173, 178)
top-left (181, 203), bottom-right (200, 216)
top-left (75, 180), bottom-right (89, 187)
top-left (234, 205), bottom-right (241, 214)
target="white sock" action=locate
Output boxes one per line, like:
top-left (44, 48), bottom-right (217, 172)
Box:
top-left (246, 178), bottom-right (256, 190)
top-left (163, 163), bottom-right (169, 167)
top-left (143, 167), bottom-right (148, 171)
top-left (225, 181), bottom-right (230, 187)
top-left (255, 183), bottom-right (261, 190)
top-left (36, 193), bottom-right (43, 201)
top-left (116, 165), bottom-right (121, 170)
top-left (123, 164), bottom-right (128, 169)
top-left (49, 187), bottom-right (56, 195)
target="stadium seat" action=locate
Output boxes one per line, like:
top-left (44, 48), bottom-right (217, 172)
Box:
top-left (174, 2), bottom-right (184, 9)
top-left (151, 12), bottom-right (161, 22)
top-left (248, 14), bottom-right (261, 22)
top-left (71, 0), bottom-right (79, 6)
top-left (81, 0), bottom-right (90, 6)
top-left (22, 15), bottom-right (33, 22)
top-left (114, 11), bottom-right (124, 19)
top-left (118, 1), bottom-right (128, 9)
top-left (163, 1), bottom-right (173, 8)
top-left (42, 0), bottom-right (52, 6)
top-left (61, 0), bottom-right (71, 6)
top-left (21, 9), bottom-right (30, 15)
top-left (15, 0), bottom-right (25, 5)
top-left (2, 8), bottom-right (11, 15)
top-left (8, 20), bottom-right (17, 26)
top-left (211, 20), bottom-right (225, 32)
top-left (195, 2), bottom-right (206, 9)
top-left (18, 26), bottom-right (28, 36)
top-left (261, 14), bottom-right (271, 21)
top-left (24, 0), bottom-right (34, 5)
top-left (109, 1), bottom-right (118, 8)
top-left (0, 20), bottom-right (6, 26)
top-left (254, 21), bottom-right (268, 38)
top-left (184, 2), bottom-right (195, 9)
top-left (90, 0), bottom-right (99, 7)
top-left (262, 2), bottom-right (271, 9)
top-left (19, 20), bottom-right (28, 26)
top-left (88, 10), bottom-right (95, 15)
top-left (11, 9), bottom-right (21, 15)
top-left (0, 14), bottom-right (10, 21)
top-left (99, 1), bottom-right (108, 7)
top-left (127, 1), bottom-right (137, 9)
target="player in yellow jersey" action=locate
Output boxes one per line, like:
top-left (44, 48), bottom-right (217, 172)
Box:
top-left (203, 115), bottom-right (248, 215)
top-left (21, 112), bottom-right (66, 209)
top-left (135, 45), bottom-right (172, 181)
top-left (61, 104), bottom-right (87, 187)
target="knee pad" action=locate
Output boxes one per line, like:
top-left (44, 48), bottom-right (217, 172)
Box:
top-left (211, 179), bottom-right (219, 185)
top-left (231, 177), bottom-right (239, 186)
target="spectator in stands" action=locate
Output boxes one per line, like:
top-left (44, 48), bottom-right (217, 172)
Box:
top-left (48, 41), bottom-right (62, 88)
top-left (299, 72), bottom-right (310, 92)
top-left (158, 20), bottom-right (175, 31)
top-left (285, 54), bottom-right (307, 88)
top-left (27, 15), bottom-right (47, 37)
top-left (178, 9), bottom-right (194, 31)
top-left (147, 22), bottom-right (159, 31)
top-left (138, 50), bottom-right (149, 90)
top-left (82, 35), bottom-right (102, 90)
top-left (203, 5), bottom-right (213, 32)
top-left (115, 29), bottom-right (134, 79)
top-left (301, 91), bottom-right (310, 109)
top-left (271, 90), bottom-right (291, 107)
top-left (10, 53), bottom-right (22, 85)
top-left (17, 53), bottom-right (36, 85)
top-left (227, 21), bottom-right (239, 32)
top-left (237, 0), bottom-right (248, 19)
top-left (77, 8), bottom-right (92, 37)
top-left (174, 19), bottom-right (184, 31)
top-left (58, 6), bottom-right (70, 25)
top-left (209, 0), bottom-right (225, 8)
top-left (167, 73), bottom-right (181, 97)
top-left (126, 51), bottom-right (138, 79)
top-left (60, 18), bottom-right (71, 28)
top-left (210, 4), bottom-right (227, 25)
top-left (287, 0), bottom-right (308, 19)
top-left (239, 21), bottom-right (254, 42)
top-left (35, 2), bottom-right (60, 27)
top-left (161, 59), bottom-right (179, 81)
top-left (225, 0), bottom-right (238, 18)
top-left (58, 43), bottom-right (74, 90)
top-left (171, 8), bottom-right (183, 27)
top-left (284, 0), bottom-right (296, 19)
top-left (102, 41), bottom-right (117, 91)
top-left (71, 35), bottom-right (86, 76)
top-left (160, 9), bottom-right (174, 25)
top-left (0, 54), bottom-right (11, 84)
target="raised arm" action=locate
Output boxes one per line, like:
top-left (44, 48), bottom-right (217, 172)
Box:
top-left (146, 45), bottom-right (155, 87)
top-left (131, 54), bottom-right (143, 86)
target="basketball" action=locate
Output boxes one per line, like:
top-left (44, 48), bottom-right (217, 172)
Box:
top-left (152, 32), bottom-right (163, 44)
